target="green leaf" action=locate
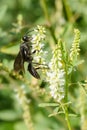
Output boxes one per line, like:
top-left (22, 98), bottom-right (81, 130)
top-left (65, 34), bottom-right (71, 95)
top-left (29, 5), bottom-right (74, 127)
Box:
top-left (48, 111), bottom-right (64, 117)
top-left (1, 44), bottom-right (19, 55)
top-left (0, 110), bottom-right (20, 121)
top-left (48, 107), bottom-right (59, 117)
top-left (39, 103), bottom-right (59, 107)
top-left (68, 113), bottom-right (79, 117)
top-left (53, 107), bottom-right (59, 113)
top-left (0, 5), bottom-right (7, 21)
top-left (75, 60), bottom-right (84, 66)
top-left (0, 122), bottom-right (14, 130)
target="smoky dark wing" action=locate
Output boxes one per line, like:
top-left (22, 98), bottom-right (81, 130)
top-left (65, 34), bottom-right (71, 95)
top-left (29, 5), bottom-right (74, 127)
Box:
top-left (14, 52), bottom-right (24, 72)
top-left (28, 63), bottom-right (40, 79)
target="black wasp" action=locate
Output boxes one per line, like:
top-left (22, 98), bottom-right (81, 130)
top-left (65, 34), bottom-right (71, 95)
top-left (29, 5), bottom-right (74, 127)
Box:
top-left (14, 35), bottom-right (40, 79)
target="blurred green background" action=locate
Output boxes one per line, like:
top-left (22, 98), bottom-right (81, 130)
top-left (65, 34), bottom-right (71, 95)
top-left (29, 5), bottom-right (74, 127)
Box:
top-left (0, 0), bottom-right (87, 130)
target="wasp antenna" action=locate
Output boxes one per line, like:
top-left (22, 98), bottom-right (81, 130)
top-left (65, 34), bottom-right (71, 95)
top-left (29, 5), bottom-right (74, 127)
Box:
top-left (25, 29), bottom-right (34, 36)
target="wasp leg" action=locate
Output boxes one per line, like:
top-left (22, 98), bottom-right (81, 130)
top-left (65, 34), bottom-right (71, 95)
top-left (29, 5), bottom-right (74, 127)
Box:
top-left (32, 62), bottom-right (49, 69)
top-left (35, 66), bottom-right (49, 70)
top-left (32, 50), bottom-right (40, 54)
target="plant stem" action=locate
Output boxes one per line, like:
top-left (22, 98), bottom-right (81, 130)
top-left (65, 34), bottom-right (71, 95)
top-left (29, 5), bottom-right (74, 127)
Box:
top-left (60, 103), bottom-right (72, 130)
top-left (64, 58), bottom-right (72, 130)
top-left (40, 0), bottom-right (57, 44)
top-left (62, 0), bottom-right (74, 23)
top-left (40, 0), bottom-right (50, 23)
top-left (65, 63), bottom-right (68, 102)
top-left (65, 107), bottom-right (72, 130)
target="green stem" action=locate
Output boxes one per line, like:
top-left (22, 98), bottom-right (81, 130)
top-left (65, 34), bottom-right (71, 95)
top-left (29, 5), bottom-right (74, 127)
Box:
top-left (0, 63), bottom-right (31, 87)
top-left (62, 0), bottom-right (74, 23)
top-left (65, 61), bottom-right (68, 102)
top-left (40, 0), bottom-right (50, 23)
top-left (60, 103), bottom-right (72, 130)
top-left (49, 26), bottom-right (58, 44)
top-left (59, 40), bottom-right (72, 130)
top-left (40, 0), bottom-right (57, 44)
top-left (65, 107), bottom-right (72, 130)
top-left (64, 58), bottom-right (72, 130)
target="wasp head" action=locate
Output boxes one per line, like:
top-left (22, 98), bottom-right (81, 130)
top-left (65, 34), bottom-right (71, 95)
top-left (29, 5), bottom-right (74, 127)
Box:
top-left (22, 35), bottom-right (29, 42)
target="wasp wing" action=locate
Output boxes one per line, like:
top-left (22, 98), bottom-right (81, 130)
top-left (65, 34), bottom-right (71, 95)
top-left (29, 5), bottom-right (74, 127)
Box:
top-left (28, 63), bottom-right (40, 79)
top-left (14, 51), bottom-right (25, 72)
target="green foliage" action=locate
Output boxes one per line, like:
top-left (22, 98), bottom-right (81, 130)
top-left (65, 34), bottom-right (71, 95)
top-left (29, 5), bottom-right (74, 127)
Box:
top-left (0, 0), bottom-right (87, 130)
